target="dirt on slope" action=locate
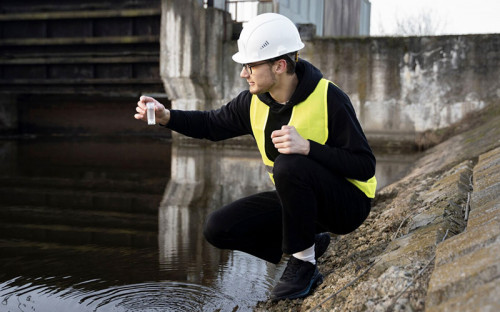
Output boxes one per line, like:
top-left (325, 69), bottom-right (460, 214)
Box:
top-left (255, 104), bottom-right (500, 312)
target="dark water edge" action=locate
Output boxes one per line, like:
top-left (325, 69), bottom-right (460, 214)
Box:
top-left (0, 136), bottom-right (286, 312)
top-left (0, 136), bottom-right (416, 312)
top-left (0, 241), bottom-right (281, 311)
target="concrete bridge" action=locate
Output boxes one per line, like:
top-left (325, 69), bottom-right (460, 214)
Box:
top-left (0, 0), bottom-right (169, 136)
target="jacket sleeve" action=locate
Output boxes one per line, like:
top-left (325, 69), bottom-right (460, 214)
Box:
top-left (307, 83), bottom-right (376, 181)
top-left (166, 91), bottom-right (253, 141)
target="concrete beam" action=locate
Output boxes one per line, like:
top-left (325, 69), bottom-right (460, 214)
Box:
top-left (160, 0), bottom-right (234, 109)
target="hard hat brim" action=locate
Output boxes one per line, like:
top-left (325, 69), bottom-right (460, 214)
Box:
top-left (231, 51), bottom-right (248, 64)
top-left (232, 42), bottom-right (304, 64)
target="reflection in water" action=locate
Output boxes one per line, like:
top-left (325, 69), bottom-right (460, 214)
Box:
top-left (0, 137), bottom-right (416, 311)
top-left (375, 151), bottom-right (421, 190)
top-left (0, 137), bottom-right (284, 312)
top-left (156, 142), bottom-right (283, 310)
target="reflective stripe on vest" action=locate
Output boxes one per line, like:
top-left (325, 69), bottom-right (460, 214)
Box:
top-left (250, 78), bottom-right (377, 198)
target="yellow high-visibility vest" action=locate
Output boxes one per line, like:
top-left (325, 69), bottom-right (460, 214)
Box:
top-left (250, 78), bottom-right (377, 198)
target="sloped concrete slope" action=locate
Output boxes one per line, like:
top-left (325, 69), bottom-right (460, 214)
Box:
top-left (426, 146), bottom-right (500, 312)
top-left (256, 110), bottom-right (500, 311)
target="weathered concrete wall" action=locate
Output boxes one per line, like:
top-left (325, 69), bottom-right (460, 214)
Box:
top-left (303, 35), bottom-right (500, 141)
top-left (160, 0), bottom-right (500, 145)
top-left (160, 0), bottom-right (239, 112)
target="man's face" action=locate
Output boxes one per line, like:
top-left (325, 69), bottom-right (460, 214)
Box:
top-left (240, 60), bottom-right (277, 94)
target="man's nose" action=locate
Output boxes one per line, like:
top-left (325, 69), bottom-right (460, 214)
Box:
top-left (240, 67), bottom-right (249, 78)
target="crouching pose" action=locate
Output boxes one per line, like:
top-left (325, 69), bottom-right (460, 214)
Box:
top-left (134, 13), bottom-right (376, 301)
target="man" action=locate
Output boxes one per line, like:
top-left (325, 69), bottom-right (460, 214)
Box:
top-left (134, 13), bottom-right (376, 302)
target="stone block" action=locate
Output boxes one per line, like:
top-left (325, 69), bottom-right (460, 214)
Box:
top-left (477, 146), bottom-right (500, 164)
top-left (471, 182), bottom-right (500, 213)
top-left (474, 166), bottom-right (500, 187)
top-left (421, 160), bottom-right (473, 206)
top-left (374, 223), bottom-right (442, 274)
top-left (473, 148), bottom-right (500, 192)
top-left (426, 279), bottom-right (500, 312)
top-left (410, 160), bottom-right (472, 237)
top-left (467, 200), bottom-right (500, 228)
top-left (409, 205), bottom-right (445, 231)
top-left (426, 239), bottom-right (500, 307)
top-left (474, 169), bottom-right (500, 192)
top-left (433, 218), bottom-right (500, 267)
top-left (475, 152), bottom-right (500, 174)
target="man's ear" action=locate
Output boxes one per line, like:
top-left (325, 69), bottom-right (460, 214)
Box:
top-left (275, 59), bottom-right (287, 74)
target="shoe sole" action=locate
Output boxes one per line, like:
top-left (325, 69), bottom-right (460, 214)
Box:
top-left (270, 271), bottom-right (324, 302)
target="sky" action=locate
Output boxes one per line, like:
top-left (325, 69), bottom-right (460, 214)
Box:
top-left (370, 0), bottom-right (500, 36)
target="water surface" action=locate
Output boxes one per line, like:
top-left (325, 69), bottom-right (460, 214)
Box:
top-left (0, 137), bottom-right (283, 312)
top-left (0, 136), bottom-right (416, 312)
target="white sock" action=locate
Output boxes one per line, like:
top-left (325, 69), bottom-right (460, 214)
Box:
top-left (293, 244), bottom-right (316, 265)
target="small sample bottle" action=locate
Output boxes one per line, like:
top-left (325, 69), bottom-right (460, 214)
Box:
top-left (146, 102), bottom-right (156, 125)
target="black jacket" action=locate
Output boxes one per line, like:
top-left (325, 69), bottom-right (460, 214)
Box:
top-left (166, 59), bottom-right (375, 181)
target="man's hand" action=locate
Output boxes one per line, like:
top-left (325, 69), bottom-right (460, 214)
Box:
top-left (134, 95), bottom-right (170, 125)
top-left (271, 125), bottom-right (310, 155)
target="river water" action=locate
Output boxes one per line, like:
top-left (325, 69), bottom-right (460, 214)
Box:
top-left (0, 136), bottom-right (417, 312)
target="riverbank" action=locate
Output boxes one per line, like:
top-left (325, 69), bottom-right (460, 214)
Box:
top-left (256, 103), bottom-right (500, 311)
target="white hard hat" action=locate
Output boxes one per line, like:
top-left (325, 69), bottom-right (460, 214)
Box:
top-left (232, 13), bottom-right (305, 64)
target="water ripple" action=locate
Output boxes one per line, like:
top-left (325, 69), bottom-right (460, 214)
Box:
top-left (86, 281), bottom-right (237, 312)
top-left (1, 247), bottom-right (282, 312)
top-left (1, 279), bottom-right (244, 312)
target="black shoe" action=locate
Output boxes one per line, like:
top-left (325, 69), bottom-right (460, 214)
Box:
top-left (270, 256), bottom-right (323, 302)
top-left (315, 233), bottom-right (331, 260)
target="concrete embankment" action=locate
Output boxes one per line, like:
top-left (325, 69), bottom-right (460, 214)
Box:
top-left (425, 148), bottom-right (500, 311)
top-left (257, 107), bottom-right (500, 311)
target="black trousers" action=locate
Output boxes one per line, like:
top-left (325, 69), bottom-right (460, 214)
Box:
top-left (203, 154), bottom-right (371, 264)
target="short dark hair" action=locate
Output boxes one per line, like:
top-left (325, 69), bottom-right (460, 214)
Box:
top-left (270, 52), bottom-right (298, 75)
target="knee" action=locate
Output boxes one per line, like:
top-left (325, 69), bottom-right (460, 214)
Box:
top-left (273, 154), bottom-right (308, 182)
top-left (203, 210), bottom-right (228, 249)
